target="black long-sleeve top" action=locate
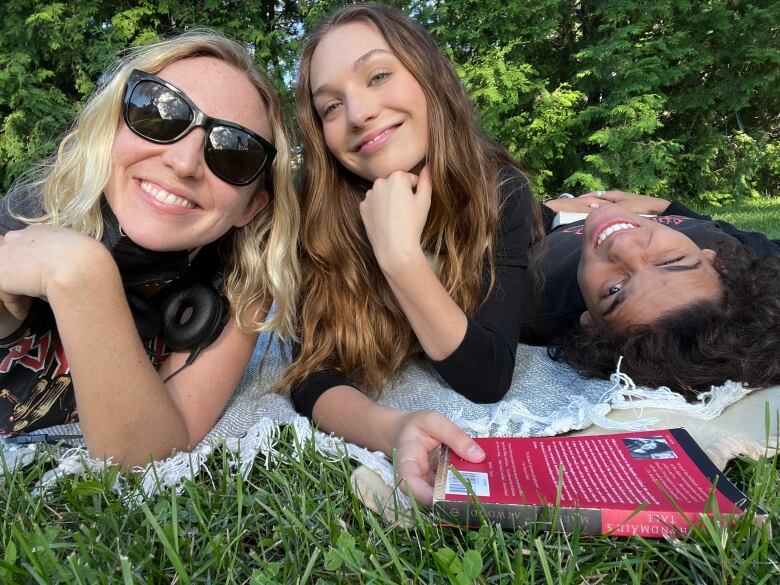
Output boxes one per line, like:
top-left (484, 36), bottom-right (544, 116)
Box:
top-left (291, 169), bottom-right (537, 419)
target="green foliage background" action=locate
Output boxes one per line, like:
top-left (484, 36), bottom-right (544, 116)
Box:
top-left (1, 0), bottom-right (778, 203)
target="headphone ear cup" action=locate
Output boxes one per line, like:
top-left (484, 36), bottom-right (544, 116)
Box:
top-left (160, 284), bottom-right (229, 351)
top-left (126, 290), bottom-right (163, 339)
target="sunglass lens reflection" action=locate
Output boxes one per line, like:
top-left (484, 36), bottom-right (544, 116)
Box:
top-left (206, 128), bottom-right (266, 184)
top-left (127, 81), bottom-right (193, 141)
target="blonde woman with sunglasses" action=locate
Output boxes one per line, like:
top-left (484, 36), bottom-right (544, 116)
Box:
top-left (0, 30), bottom-right (299, 466)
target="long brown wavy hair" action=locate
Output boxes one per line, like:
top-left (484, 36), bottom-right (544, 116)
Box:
top-left (284, 4), bottom-right (541, 392)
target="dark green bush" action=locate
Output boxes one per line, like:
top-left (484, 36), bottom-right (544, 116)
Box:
top-left (1, 0), bottom-right (778, 203)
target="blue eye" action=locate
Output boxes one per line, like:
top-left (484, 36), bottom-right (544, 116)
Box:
top-left (370, 71), bottom-right (390, 84)
top-left (607, 283), bottom-right (623, 296)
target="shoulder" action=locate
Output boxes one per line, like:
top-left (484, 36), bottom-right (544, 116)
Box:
top-left (0, 188), bottom-right (41, 235)
top-left (496, 165), bottom-right (535, 229)
top-left (497, 166), bottom-right (532, 204)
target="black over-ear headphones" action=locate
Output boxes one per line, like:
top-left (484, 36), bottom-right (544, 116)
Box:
top-left (126, 283), bottom-right (228, 351)
top-left (126, 283), bottom-right (229, 382)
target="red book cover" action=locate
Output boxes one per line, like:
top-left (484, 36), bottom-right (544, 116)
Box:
top-left (433, 428), bottom-right (765, 537)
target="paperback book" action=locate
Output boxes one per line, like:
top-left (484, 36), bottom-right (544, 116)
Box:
top-left (433, 428), bottom-right (765, 537)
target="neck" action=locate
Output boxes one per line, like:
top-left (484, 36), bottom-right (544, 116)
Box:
top-left (100, 200), bottom-right (191, 287)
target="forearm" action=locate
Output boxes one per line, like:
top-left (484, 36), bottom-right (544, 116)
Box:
top-left (311, 385), bottom-right (406, 456)
top-left (47, 251), bottom-right (190, 465)
top-left (379, 249), bottom-right (467, 361)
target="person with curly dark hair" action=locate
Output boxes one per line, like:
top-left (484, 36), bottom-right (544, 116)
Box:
top-left (520, 191), bottom-right (780, 397)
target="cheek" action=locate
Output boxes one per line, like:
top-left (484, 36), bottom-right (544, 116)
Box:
top-left (322, 124), bottom-right (343, 159)
top-left (575, 258), bottom-right (590, 292)
top-left (224, 183), bottom-right (259, 218)
top-left (408, 85), bottom-right (429, 144)
top-left (416, 110), bottom-right (429, 151)
top-left (108, 126), bottom-right (151, 179)
top-left (110, 125), bottom-right (135, 163)
top-left (104, 135), bottom-right (131, 201)
top-left (576, 261), bottom-right (601, 307)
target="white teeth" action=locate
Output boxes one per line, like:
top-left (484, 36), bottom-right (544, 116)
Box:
top-left (596, 223), bottom-right (636, 246)
top-left (140, 181), bottom-right (195, 209)
top-left (360, 126), bottom-right (396, 150)
top-left (367, 129), bottom-right (388, 145)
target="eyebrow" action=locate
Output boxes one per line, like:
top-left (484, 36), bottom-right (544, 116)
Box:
top-left (353, 48), bottom-right (393, 71)
top-left (601, 261), bottom-right (703, 317)
top-left (602, 291), bottom-right (626, 317)
top-left (311, 49), bottom-right (394, 99)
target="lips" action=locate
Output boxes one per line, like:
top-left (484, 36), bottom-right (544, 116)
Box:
top-left (353, 123), bottom-right (401, 153)
top-left (140, 180), bottom-right (196, 209)
top-left (593, 220), bottom-right (638, 248)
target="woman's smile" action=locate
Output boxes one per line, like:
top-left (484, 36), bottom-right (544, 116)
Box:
top-left (353, 123), bottom-right (403, 154)
top-left (138, 179), bottom-right (197, 211)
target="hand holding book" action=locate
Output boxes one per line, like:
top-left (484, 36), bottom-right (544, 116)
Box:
top-left (391, 410), bottom-right (486, 505)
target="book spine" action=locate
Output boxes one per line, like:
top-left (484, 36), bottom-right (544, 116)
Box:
top-left (434, 500), bottom-right (602, 534)
top-left (436, 503), bottom-right (738, 538)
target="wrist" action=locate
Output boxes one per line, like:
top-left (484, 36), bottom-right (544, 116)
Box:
top-left (374, 405), bottom-right (410, 457)
top-left (310, 386), bottom-right (409, 456)
top-left (47, 242), bottom-right (119, 303)
top-left (376, 245), bottom-right (427, 279)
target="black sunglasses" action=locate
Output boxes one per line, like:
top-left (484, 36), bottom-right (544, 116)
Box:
top-left (123, 69), bottom-right (276, 186)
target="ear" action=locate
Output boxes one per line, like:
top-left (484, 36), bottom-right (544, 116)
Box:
top-left (234, 189), bottom-right (270, 228)
top-left (579, 310), bottom-right (595, 329)
top-left (702, 248), bottom-right (718, 263)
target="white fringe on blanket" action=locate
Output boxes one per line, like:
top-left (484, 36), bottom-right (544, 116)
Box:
top-left (0, 336), bottom-right (751, 504)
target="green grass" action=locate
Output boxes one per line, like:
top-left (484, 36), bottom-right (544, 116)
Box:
top-left (686, 197), bottom-right (780, 239)
top-left (1, 427), bottom-right (778, 584)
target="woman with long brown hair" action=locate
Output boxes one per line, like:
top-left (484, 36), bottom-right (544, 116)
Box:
top-left (285, 4), bottom-right (543, 504)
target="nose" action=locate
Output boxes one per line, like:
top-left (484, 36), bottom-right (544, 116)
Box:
top-left (345, 91), bottom-right (379, 128)
top-left (605, 231), bottom-right (647, 270)
top-left (160, 129), bottom-right (205, 180)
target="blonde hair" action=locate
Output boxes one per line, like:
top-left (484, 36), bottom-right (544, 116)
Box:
top-left (10, 29), bottom-right (299, 337)
top-left (284, 4), bottom-right (540, 391)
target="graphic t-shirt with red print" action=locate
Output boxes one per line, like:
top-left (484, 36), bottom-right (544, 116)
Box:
top-left (0, 300), bottom-right (170, 434)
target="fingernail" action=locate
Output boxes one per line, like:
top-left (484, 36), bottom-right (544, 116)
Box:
top-left (468, 444), bottom-right (485, 459)
top-left (590, 203), bottom-right (599, 208)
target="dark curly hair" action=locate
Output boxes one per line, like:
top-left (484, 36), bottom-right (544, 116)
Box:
top-left (549, 243), bottom-right (780, 399)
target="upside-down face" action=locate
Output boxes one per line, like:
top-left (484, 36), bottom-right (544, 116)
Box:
top-left (577, 204), bottom-right (722, 330)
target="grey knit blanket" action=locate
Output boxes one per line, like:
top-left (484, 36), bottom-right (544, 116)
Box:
top-left (0, 332), bottom-right (750, 500)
